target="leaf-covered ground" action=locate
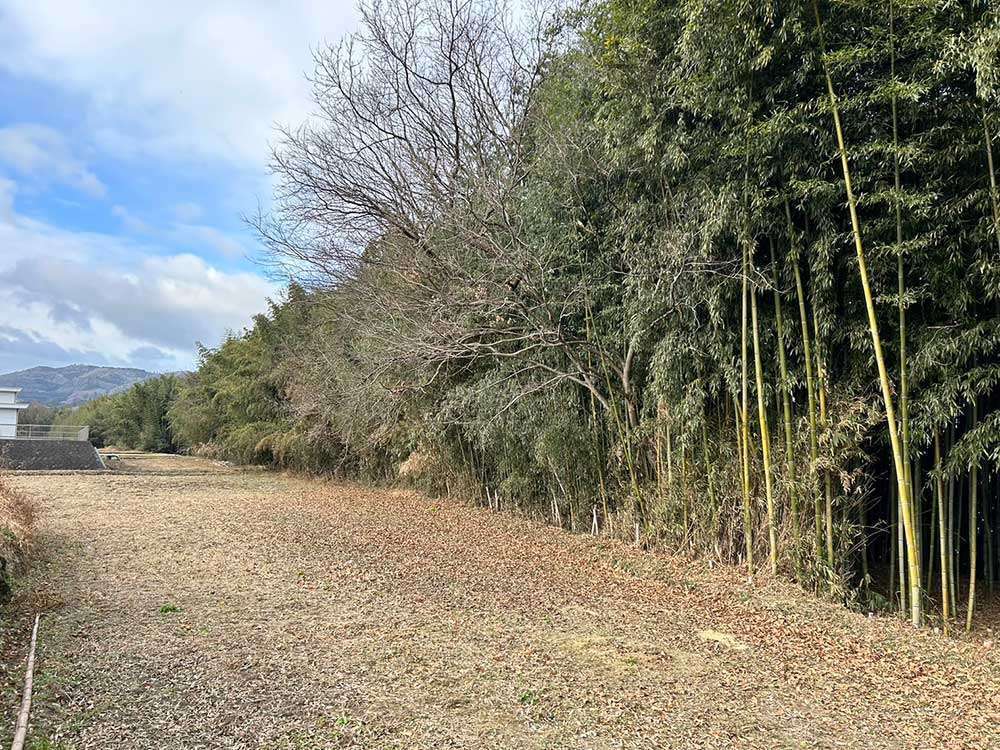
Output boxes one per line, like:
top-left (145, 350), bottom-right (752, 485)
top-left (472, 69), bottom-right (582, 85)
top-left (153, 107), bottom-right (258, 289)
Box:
top-left (1, 455), bottom-right (998, 748)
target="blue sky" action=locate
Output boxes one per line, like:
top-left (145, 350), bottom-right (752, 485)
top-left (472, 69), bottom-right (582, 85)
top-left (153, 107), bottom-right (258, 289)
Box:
top-left (0, 0), bottom-right (359, 373)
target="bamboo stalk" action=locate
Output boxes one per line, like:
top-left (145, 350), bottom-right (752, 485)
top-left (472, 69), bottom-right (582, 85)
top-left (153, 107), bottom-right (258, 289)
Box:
top-left (740, 238), bottom-right (754, 569)
top-left (948, 431), bottom-right (958, 612)
top-left (752, 287), bottom-right (779, 574)
top-left (984, 108), bottom-right (1000, 256)
top-left (985, 475), bottom-right (994, 594)
top-left (889, 479), bottom-right (897, 603)
top-left (892, 478), bottom-right (909, 613)
top-left (770, 239), bottom-right (798, 548)
top-left (890, 0), bottom-right (915, 557)
top-left (813, 0), bottom-right (921, 625)
top-left (733, 393), bottom-right (745, 561)
top-left (680, 445), bottom-right (690, 547)
top-left (11, 614), bottom-right (40, 750)
top-left (656, 403), bottom-right (664, 495)
top-left (860, 501), bottom-right (870, 583)
top-left (584, 301), bottom-right (612, 533)
top-left (666, 411), bottom-right (674, 491)
top-left (935, 433), bottom-right (951, 633)
top-left (787, 205), bottom-right (823, 565)
top-left (967, 403), bottom-right (979, 631)
top-left (928, 481), bottom-right (937, 596)
top-left (597, 343), bottom-right (643, 520)
top-left (813, 308), bottom-right (835, 575)
top-left (701, 414), bottom-right (719, 544)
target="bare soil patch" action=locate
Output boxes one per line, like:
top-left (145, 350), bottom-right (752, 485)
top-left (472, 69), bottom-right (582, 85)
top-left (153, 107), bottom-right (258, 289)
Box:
top-left (1, 456), bottom-right (998, 748)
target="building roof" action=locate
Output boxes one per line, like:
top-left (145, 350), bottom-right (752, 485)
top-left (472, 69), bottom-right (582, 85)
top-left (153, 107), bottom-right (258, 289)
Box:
top-left (0, 403), bottom-right (30, 410)
top-left (0, 387), bottom-right (22, 393)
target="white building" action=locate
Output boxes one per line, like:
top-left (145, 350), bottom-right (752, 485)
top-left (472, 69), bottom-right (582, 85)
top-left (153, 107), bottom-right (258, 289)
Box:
top-left (0, 387), bottom-right (30, 438)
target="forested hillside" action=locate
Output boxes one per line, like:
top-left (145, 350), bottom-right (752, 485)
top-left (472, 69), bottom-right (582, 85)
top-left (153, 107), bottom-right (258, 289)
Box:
top-left (0, 365), bottom-right (156, 406)
top-left (63, 0), bottom-right (1000, 632)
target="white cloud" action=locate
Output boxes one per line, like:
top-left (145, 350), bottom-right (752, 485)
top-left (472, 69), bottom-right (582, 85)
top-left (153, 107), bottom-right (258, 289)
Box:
top-left (111, 204), bottom-right (150, 233)
top-left (173, 223), bottom-right (244, 259)
top-left (0, 324), bottom-right (115, 372)
top-left (0, 1), bottom-right (359, 171)
top-left (0, 206), bottom-right (279, 372)
top-left (0, 2), bottom-right (344, 372)
top-left (0, 177), bottom-right (14, 224)
top-left (0, 124), bottom-right (106, 197)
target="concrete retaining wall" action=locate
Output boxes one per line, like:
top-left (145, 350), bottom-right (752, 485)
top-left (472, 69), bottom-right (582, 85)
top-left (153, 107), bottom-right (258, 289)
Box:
top-left (0, 439), bottom-right (105, 471)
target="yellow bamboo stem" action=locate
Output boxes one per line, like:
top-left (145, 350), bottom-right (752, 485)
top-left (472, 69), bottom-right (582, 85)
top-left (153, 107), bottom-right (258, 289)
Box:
top-left (751, 288), bottom-right (779, 574)
top-left (935, 433), bottom-right (950, 633)
top-left (740, 238), bottom-right (754, 569)
top-left (967, 402), bottom-right (979, 632)
top-left (813, 0), bottom-right (921, 626)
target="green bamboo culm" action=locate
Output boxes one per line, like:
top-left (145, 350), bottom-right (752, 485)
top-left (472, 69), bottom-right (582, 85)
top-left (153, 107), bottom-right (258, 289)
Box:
top-left (770, 238), bottom-right (798, 559)
top-left (787, 200), bottom-right (823, 567)
top-left (967, 401), bottom-right (979, 632)
top-left (740, 236), bottom-right (755, 570)
top-left (812, 0), bottom-right (921, 625)
top-left (751, 285), bottom-right (779, 575)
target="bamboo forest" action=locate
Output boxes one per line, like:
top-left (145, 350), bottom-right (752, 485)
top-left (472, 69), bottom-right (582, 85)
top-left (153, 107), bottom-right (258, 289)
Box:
top-left (60, 0), bottom-right (1000, 633)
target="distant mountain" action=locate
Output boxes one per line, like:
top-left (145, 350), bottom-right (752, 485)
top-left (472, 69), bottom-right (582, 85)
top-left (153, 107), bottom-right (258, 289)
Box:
top-left (0, 365), bottom-right (159, 406)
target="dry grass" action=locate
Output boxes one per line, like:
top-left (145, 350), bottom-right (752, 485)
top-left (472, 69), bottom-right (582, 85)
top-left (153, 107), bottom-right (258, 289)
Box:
top-left (0, 454), bottom-right (998, 749)
top-left (0, 473), bottom-right (36, 580)
top-left (100, 451), bottom-right (237, 474)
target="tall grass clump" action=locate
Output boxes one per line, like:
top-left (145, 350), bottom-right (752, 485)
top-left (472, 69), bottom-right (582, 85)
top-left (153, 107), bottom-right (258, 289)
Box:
top-left (0, 474), bottom-right (36, 603)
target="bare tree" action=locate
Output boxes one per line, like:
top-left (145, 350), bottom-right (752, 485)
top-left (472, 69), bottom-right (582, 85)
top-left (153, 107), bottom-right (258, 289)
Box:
top-left (257, 0), bottom-right (727, 430)
top-left (258, 0), bottom-right (549, 283)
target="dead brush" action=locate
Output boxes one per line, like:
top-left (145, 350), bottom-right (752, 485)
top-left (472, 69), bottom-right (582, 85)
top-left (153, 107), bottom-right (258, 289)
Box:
top-left (0, 472), bottom-right (37, 600)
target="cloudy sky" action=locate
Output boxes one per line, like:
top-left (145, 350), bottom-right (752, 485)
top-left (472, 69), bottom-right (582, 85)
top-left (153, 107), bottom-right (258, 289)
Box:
top-left (0, 0), bottom-right (359, 373)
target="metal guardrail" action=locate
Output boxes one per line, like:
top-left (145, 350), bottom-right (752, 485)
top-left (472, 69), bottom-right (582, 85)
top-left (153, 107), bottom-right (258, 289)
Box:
top-left (14, 424), bottom-right (91, 441)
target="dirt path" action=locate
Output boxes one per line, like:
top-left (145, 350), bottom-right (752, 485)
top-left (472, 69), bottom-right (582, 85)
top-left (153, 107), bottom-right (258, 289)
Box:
top-left (2, 456), bottom-right (998, 749)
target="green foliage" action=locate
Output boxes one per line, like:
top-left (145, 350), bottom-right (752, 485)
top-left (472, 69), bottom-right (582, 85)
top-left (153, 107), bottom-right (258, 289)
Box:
top-left (57, 374), bottom-right (180, 451)
top-left (58, 0), bottom-right (1000, 614)
top-left (169, 284), bottom-right (349, 472)
top-left (19, 403), bottom-right (56, 426)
